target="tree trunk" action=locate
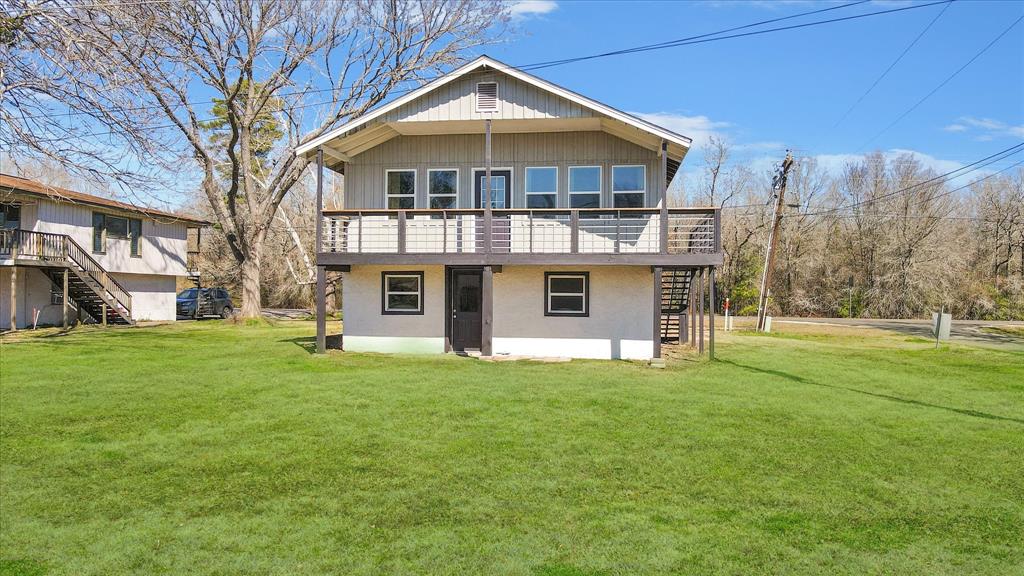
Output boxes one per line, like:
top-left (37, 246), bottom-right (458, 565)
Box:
top-left (239, 244), bottom-right (263, 318)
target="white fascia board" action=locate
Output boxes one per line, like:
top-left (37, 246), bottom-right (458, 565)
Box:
top-left (295, 58), bottom-right (488, 156)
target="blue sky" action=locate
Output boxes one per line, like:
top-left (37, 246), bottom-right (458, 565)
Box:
top-left (495, 0), bottom-right (1024, 177)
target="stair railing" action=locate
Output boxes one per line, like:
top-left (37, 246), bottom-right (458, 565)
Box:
top-left (63, 236), bottom-right (133, 319)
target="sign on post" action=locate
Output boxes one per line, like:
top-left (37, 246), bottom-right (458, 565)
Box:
top-left (932, 310), bottom-right (951, 342)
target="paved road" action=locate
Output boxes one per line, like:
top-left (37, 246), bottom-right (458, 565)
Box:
top-left (262, 308), bottom-right (313, 320)
top-left (765, 317), bottom-right (1024, 350)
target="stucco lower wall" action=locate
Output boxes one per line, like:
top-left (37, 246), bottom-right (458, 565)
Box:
top-left (492, 265), bottom-right (654, 360)
top-left (111, 273), bottom-right (178, 321)
top-left (341, 265), bottom-right (446, 354)
top-left (340, 264), bottom-right (654, 359)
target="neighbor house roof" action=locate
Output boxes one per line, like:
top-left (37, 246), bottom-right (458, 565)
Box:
top-left (295, 55), bottom-right (692, 166)
top-left (0, 173), bottom-right (210, 226)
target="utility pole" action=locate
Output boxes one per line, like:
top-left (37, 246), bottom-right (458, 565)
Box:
top-left (756, 151), bottom-right (794, 332)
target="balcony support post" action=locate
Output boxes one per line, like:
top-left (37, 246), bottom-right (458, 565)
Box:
top-left (397, 211), bottom-right (407, 254)
top-left (709, 266), bottom-right (716, 360)
top-left (528, 211), bottom-right (534, 254)
top-left (689, 269), bottom-right (697, 348)
top-left (315, 147), bottom-right (327, 354)
top-left (615, 210), bottom-right (621, 254)
top-left (484, 118), bottom-right (493, 254)
top-left (482, 265), bottom-right (493, 356)
top-left (698, 268), bottom-right (705, 355)
top-left (653, 266), bottom-right (662, 359)
top-left (660, 140), bottom-right (669, 254)
top-left (8, 265), bottom-right (16, 332)
top-left (62, 268), bottom-right (69, 330)
top-left (570, 210), bottom-right (579, 253)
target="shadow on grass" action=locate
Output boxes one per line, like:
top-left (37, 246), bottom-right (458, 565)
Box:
top-left (280, 334), bottom-right (343, 355)
top-left (282, 336), bottom-right (317, 354)
top-left (720, 359), bottom-right (1024, 425)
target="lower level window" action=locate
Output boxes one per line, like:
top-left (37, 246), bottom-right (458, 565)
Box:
top-left (382, 271), bottom-right (424, 314)
top-left (545, 272), bottom-right (588, 316)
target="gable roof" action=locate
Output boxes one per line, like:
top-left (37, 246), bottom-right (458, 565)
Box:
top-left (295, 55), bottom-right (692, 160)
top-left (0, 173), bottom-right (210, 226)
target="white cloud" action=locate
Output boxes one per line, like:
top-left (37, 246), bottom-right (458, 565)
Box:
top-left (943, 116), bottom-right (1024, 141)
top-left (509, 0), bottom-right (557, 19)
top-left (631, 112), bottom-right (731, 149)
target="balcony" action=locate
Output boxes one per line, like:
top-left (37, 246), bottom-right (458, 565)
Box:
top-left (318, 207), bottom-right (722, 267)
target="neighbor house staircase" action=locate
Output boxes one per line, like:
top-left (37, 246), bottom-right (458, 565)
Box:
top-left (660, 268), bottom-right (694, 343)
top-left (1, 229), bottom-right (133, 325)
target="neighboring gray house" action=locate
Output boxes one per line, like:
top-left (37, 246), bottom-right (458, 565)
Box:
top-left (1, 174), bottom-right (207, 330)
top-left (297, 56), bottom-right (723, 360)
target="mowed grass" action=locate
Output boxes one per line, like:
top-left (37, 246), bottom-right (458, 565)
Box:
top-left (1, 321), bottom-right (1022, 575)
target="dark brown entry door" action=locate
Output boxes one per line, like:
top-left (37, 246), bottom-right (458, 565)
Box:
top-left (451, 269), bottom-right (483, 351)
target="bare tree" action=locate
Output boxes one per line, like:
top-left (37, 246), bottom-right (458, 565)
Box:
top-left (3, 0), bottom-right (507, 316)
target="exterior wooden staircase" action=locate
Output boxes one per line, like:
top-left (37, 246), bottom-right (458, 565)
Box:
top-left (1, 229), bottom-right (133, 325)
top-left (660, 268), bottom-right (694, 342)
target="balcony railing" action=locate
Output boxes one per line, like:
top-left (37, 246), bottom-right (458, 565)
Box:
top-left (1, 228), bottom-right (133, 318)
top-left (320, 208), bottom-right (720, 257)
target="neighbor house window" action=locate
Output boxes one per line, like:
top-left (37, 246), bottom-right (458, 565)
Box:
top-left (544, 272), bottom-right (589, 316)
top-left (428, 169), bottom-right (458, 209)
top-left (0, 203), bottom-right (20, 229)
top-left (525, 167), bottom-right (557, 208)
top-left (382, 271), bottom-right (424, 315)
top-left (92, 212), bottom-right (141, 254)
top-left (612, 165), bottom-right (646, 208)
top-left (129, 218), bottom-right (142, 257)
top-left (569, 166), bottom-right (601, 209)
top-left (386, 169), bottom-right (415, 209)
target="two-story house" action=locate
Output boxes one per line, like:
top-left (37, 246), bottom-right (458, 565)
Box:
top-left (1, 174), bottom-right (207, 330)
top-left (297, 56), bottom-right (722, 360)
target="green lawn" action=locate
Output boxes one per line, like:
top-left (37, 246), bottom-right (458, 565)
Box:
top-left (1, 321), bottom-right (1022, 575)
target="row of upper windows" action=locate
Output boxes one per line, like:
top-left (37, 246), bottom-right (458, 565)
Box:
top-left (384, 165), bottom-right (648, 210)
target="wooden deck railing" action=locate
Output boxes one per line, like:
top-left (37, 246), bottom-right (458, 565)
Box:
top-left (1, 228), bottom-right (133, 318)
top-left (320, 207), bottom-right (720, 257)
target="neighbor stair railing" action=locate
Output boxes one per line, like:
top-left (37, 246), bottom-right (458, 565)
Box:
top-left (1, 228), bottom-right (132, 319)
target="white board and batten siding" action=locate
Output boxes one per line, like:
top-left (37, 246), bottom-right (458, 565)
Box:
top-left (344, 132), bottom-right (661, 210)
top-left (28, 196), bottom-right (190, 277)
top-left (383, 69), bottom-right (596, 123)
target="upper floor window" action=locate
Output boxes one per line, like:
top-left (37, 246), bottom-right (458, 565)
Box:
top-left (613, 165), bottom-right (646, 208)
top-left (569, 166), bottom-right (601, 209)
top-left (428, 169), bottom-right (458, 209)
top-left (476, 82), bottom-right (498, 113)
top-left (0, 203), bottom-right (20, 229)
top-left (386, 169), bottom-right (415, 209)
top-left (525, 167), bottom-right (557, 209)
top-left (92, 212), bottom-right (141, 255)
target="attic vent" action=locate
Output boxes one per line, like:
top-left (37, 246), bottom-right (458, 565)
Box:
top-left (476, 82), bottom-right (498, 112)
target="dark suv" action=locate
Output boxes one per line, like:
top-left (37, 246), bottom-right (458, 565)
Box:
top-left (176, 287), bottom-right (234, 319)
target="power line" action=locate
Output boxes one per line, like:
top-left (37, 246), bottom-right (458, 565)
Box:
top-left (717, 143), bottom-right (1024, 214)
top-left (15, 0), bottom-right (946, 127)
top-left (516, 0), bottom-right (870, 70)
top-left (807, 142), bottom-right (1024, 215)
top-left (831, 0), bottom-right (953, 129)
top-left (859, 13), bottom-right (1024, 150)
top-left (523, 0), bottom-right (953, 73)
